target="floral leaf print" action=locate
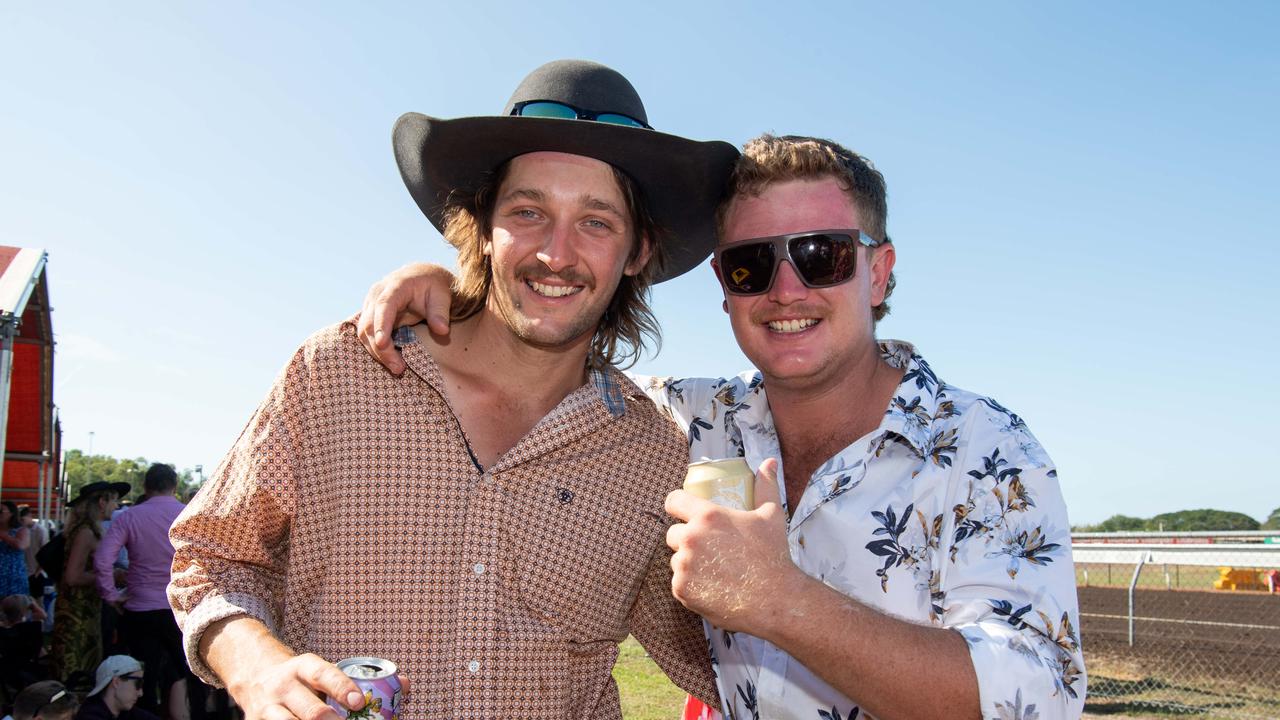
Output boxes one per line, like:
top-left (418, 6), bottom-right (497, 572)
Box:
top-left (923, 428), bottom-right (960, 470)
top-left (866, 503), bottom-right (914, 591)
top-left (722, 628), bottom-right (735, 651)
top-left (735, 680), bottom-right (760, 720)
top-left (825, 473), bottom-right (862, 503)
top-left (818, 706), bottom-right (861, 720)
top-left (989, 599), bottom-right (1033, 630)
top-left (648, 376), bottom-right (686, 405)
top-left (980, 396), bottom-right (1028, 432)
top-left (890, 395), bottom-right (932, 432)
top-left (933, 398), bottom-right (958, 421)
top-left (714, 382), bottom-right (739, 408)
top-left (688, 417), bottom-right (714, 445)
top-left (902, 355), bottom-right (940, 394)
top-left (991, 688), bottom-right (1039, 720)
top-left (987, 527), bottom-right (1061, 579)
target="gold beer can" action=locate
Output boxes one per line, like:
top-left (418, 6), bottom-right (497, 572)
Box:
top-left (684, 458), bottom-right (754, 510)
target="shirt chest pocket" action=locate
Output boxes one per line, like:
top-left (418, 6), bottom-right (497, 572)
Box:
top-left (499, 485), bottom-right (666, 643)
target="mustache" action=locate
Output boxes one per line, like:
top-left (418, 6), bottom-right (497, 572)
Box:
top-left (750, 304), bottom-right (826, 324)
top-left (517, 264), bottom-right (594, 289)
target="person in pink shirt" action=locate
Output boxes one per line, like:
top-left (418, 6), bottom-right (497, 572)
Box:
top-left (94, 465), bottom-right (201, 720)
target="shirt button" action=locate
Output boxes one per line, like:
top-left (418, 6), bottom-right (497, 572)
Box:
top-left (473, 563), bottom-right (486, 575)
top-left (467, 660), bottom-right (480, 673)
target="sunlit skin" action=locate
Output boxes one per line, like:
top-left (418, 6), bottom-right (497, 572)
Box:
top-left (716, 177), bottom-right (896, 397)
top-left (475, 151), bottom-right (648, 358)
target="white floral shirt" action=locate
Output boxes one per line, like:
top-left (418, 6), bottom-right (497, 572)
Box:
top-left (637, 341), bottom-right (1085, 720)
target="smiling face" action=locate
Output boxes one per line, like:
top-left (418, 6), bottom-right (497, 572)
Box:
top-left (482, 151), bottom-right (649, 352)
top-left (718, 176), bottom-right (895, 390)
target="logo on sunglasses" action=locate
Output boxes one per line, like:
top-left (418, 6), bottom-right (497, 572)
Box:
top-left (730, 268), bottom-right (752, 285)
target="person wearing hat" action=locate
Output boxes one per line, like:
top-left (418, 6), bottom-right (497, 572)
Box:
top-left (73, 656), bottom-right (158, 720)
top-left (10, 681), bottom-right (79, 720)
top-left (357, 133), bottom-right (1086, 719)
top-left (50, 482), bottom-right (128, 685)
top-left (167, 59), bottom-right (735, 720)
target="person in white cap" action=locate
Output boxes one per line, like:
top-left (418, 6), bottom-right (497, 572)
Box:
top-left (72, 656), bottom-right (157, 720)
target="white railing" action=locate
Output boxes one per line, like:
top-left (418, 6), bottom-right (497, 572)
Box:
top-left (1072, 542), bottom-right (1280, 568)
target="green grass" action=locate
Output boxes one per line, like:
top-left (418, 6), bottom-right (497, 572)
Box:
top-left (613, 636), bottom-right (686, 720)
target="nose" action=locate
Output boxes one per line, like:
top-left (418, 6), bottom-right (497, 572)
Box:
top-left (767, 261), bottom-right (809, 304)
top-left (535, 220), bottom-right (580, 274)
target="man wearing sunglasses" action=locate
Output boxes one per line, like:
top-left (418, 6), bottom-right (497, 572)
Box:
top-left (357, 134), bottom-right (1084, 720)
top-left (75, 655), bottom-right (158, 720)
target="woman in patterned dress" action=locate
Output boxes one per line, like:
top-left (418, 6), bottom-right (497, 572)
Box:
top-left (49, 481), bottom-right (126, 684)
top-left (0, 501), bottom-right (31, 597)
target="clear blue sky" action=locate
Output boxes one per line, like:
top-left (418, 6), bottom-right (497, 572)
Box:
top-left (2, 2), bottom-right (1276, 525)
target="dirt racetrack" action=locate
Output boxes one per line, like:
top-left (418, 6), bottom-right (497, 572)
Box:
top-left (1078, 586), bottom-right (1280, 690)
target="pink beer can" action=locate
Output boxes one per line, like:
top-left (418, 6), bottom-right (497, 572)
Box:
top-left (328, 657), bottom-right (403, 720)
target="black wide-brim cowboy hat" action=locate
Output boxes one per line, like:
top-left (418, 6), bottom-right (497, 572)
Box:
top-left (69, 481), bottom-right (133, 506)
top-left (393, 59), bottom-right (739, 283)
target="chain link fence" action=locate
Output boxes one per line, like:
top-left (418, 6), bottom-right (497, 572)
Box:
top-left (1073, 534), bottom-right (1280, 719)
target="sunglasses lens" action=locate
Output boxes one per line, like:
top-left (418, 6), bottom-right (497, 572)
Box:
top-left (593, 113), bottom-right (647, 128)
top-left (790, 234), bottom-right (856, 287)
top-left (516, 101), bottom-right (578, 120)
top-left (720, 242), bottom-right (777, 294)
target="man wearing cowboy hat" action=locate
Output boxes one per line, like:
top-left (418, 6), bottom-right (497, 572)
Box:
top-left (356, 134), bottom-right (1086, 718)
top-left (167, 60), bottom-right (734, 720)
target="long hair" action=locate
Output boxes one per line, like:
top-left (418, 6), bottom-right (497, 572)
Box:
top-left (1, 501), bottom-right (19, 530)
top-left (440, 160), bottom-right (666, 368)
top-left (719, 134), bottom-right (896, 323)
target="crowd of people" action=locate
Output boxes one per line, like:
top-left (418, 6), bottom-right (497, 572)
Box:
top-left (1, 466), bottom-right (225, 720)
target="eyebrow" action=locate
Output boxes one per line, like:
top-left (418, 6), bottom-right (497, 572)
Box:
top-left (497, 187), bottom-right (626, 220)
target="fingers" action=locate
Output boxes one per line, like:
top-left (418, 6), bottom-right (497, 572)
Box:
top-left (666, 519), bottom-right (690, 552)
top-left (277, 684), bottom-right (343, 720)
top-left (421, 281), bottom-right (452, 337)
top-left (664, 488), bottom-right (703, 521)
top-left (753, 458), bottom-right (781, 510)
top-left (294, 654), bottom-right (363, 710)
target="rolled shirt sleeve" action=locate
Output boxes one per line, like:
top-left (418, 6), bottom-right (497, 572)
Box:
top-left (942, 421), bottom-right (1086, 719)
top-left (95, 516), bottom-right (128, 603)
top-left (168, 348), bottom-right (305, 686)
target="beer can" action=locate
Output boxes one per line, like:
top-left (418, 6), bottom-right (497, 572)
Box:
top-left (684, 458), bottom-right (754, 510)
top-left (327, 657), bottom-right (402, 720)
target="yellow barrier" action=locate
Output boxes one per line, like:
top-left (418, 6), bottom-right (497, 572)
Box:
top-left (1213, 566), bottom-right (1268, 591)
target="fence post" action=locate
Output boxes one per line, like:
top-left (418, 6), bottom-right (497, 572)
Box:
top-left (1128, 551), bottom-right (1149, 647)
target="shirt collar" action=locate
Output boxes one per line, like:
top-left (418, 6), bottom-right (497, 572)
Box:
top-left (877, 340), bottom-right (950, 453)
top-left (392, 324), bottom-right (630, 419)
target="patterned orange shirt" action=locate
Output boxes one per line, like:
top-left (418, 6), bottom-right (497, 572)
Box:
top-left (168, 320), bottom-right (717, 719)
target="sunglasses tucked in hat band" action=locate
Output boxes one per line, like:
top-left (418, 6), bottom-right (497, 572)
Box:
top-left (393, 59), bottom-right (739, 283)
top-left (510, 100), bottom-right (652, 129)
top-left (714, 229), bottom-right (881, 296)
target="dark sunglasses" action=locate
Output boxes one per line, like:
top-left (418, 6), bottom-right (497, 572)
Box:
top-left (713, 229), bottom-right (881, 296)
top-left (510, 100), bottom-right (652, 129)
top-left (120, 675), bottom-right (144, 685)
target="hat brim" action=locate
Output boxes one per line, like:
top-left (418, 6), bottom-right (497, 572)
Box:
top-left (393, 113), bottom-right (738, 283)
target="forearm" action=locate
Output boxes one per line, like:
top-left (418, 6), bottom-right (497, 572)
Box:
top-left (201, 615), bottom-right (295, 690)
top-left (756, 575), bottom-right (980, 720)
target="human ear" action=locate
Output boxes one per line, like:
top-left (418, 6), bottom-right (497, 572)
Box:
top-left (623, 233), bottom-right (652, 277)
top-left (869, 243), bottom-right (896, 305)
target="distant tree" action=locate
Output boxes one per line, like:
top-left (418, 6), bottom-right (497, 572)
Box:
top-left (1148, 508), bottom-right (1259, 532)
top-left (1084, 514), bottom-right (1148, 532)
top-left (64, 449), bottom-right (148, 503)
top-left (1263, 507), bottom-right (1280, 530)
top-left (63, 450), bottom-right (203, 505)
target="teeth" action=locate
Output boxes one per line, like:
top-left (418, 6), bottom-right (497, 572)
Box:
top-left (529, 281), bottom-right (582, 298)
top-left (767, 318), bottom-right (819, 333)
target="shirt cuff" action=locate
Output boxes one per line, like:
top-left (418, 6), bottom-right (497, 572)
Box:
top-left (956, 622), bottom-right (1082, 720)
top-left (181, 592), bottom-right (280, 687)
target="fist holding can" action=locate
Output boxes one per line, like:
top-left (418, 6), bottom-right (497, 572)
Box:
top-left (684, 458), bottom-right (754, 510)
top-left (327, 657), bottom-right (402, 720)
